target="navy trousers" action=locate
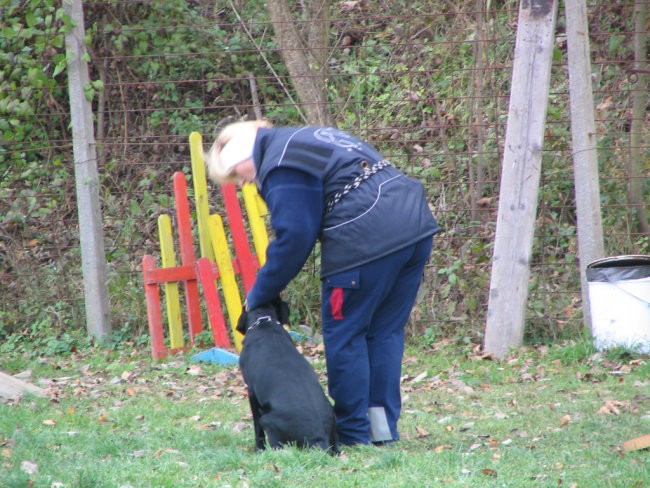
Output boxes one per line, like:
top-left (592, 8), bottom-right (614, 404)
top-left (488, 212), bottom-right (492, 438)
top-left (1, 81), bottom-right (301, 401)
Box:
top-left (321, 237), bottom-right (433, 445)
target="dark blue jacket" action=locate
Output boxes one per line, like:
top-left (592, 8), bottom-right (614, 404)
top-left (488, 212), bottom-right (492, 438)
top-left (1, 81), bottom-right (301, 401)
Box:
top-left (246, 126), bottom-right (440, 309)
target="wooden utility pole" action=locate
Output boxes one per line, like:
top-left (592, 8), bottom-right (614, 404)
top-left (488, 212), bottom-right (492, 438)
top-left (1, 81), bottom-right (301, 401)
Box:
top-left (629, 0), bottom-right (650, 236)
top-left (484, 0), bottom-right (558, 358)
top-left (64, 0), bottom-right (111, 339)
top-left (565, 0), bottom-right (605, 332)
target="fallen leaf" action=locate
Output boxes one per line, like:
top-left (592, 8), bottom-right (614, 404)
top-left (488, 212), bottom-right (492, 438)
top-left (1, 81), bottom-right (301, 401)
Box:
top-left (596, 96), bottom-right (613, 111)
top-left (186, 365), bottom-right (202, 376)
top-left (597, 400), bottom-right (626, 415)
top-left (449, 379), bottom-right (474, 394)
top-left (339, 0), bottom-right (369, 13)
top-left (560, 415), bottom-right (571, 427)
top-left (121, 371), bottom-right (136, 381)
top-left (481, 468), bottom-right (497, 477)
top-left (622, 434), bottom-right (650, 452)
top-left (233, 422), bottom-right (248, 432)
top-left (476, 197), bottom-right (494, 208)
top-left (20, 460), bottom-right (38, 475)
top-left (415, 426), bottom-right (430, 438)
top-left (411, 371), bottom-right (428, 383)
top-left (43, 419), bottom-right (56, 426)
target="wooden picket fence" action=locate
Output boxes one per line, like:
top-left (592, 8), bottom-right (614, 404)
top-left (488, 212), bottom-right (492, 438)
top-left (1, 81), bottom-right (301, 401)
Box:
top-left (142, 132), bottom-right (269, 360)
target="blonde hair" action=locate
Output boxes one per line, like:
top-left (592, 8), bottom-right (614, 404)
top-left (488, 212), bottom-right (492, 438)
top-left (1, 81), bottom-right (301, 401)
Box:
top-left (204, 119), bottom-right (272, 183)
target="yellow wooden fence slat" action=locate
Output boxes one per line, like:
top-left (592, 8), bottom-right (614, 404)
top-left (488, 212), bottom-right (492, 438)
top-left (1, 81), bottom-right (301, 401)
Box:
top-left (189, 131), bottom-right (214, 262)
top-left (157, 214), bottom-right (184, 349)
top-left (207, 214), bottom-right (244, 351)
top-left (242, 182), bottom-right (269, 266)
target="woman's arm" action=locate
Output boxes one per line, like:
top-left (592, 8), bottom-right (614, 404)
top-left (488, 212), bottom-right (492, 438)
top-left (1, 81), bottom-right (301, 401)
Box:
top-left (246, 168), bottom-right (323, 309)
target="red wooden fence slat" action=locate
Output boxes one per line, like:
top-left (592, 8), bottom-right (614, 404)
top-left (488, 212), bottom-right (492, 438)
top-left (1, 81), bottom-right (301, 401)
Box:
top-left (196, 258), bottom-right (232, 349)
top-left (142, 254), bottom-right (167, 360)
top-left (145, 265), bottom-right (196, 284)
top-left (221, 183), bottom-right (259, 293)
top-left (174, 172), bottom-right (203, 342)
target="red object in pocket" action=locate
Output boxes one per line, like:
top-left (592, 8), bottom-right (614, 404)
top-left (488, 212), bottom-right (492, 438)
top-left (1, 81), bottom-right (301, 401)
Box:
top-left (330, 287), bottom-right (344, 319)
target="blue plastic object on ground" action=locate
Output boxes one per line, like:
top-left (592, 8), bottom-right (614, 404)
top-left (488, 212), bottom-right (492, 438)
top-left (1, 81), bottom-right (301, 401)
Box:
top-left (288, 330), bottom-right (313, 343)
top-left (191, 329), bottom-right (315, 365)
top-left (191, 348), bottom-right (239, 365)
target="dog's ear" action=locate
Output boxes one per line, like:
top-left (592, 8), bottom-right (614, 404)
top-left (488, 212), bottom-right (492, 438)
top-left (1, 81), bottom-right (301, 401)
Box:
top-left (236, 306), bottom-right (249, 335)
top-left (271, 297), bottom-right (291, 326)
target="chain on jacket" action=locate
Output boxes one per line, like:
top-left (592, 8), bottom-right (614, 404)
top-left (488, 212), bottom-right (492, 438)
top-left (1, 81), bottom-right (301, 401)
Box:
top-left (325, 159), bottom-right (392, 214)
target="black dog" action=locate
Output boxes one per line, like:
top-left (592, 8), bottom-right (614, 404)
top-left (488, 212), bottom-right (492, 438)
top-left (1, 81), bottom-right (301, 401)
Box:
top-left (236, 301), bottom-right (338, 454)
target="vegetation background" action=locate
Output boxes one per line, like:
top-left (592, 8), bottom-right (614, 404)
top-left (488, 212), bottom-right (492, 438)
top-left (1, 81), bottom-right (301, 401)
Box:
top-left (0, 0), bottom-right (648, 353)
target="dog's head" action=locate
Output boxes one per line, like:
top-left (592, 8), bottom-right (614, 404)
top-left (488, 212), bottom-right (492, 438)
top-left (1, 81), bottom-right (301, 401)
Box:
top-left (236, 298), bottom-right (290, 335)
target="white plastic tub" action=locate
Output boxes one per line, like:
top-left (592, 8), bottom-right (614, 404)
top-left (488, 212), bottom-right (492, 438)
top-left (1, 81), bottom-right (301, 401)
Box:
top-left (586, 255), bottom-right (650, 353)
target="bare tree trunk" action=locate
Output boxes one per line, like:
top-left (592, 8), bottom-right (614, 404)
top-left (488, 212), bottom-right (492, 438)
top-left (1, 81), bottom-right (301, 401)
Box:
top-left (266, 0), bottom-right (335, 126)
top-left (305, 0), bottom-right (329, 76)
top-left (629, 0), bottom-right (650, 236)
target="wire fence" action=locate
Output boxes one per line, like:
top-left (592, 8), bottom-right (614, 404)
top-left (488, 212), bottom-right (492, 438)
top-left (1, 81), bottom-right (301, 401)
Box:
top-left (0, 0), bottom-right (647, 345)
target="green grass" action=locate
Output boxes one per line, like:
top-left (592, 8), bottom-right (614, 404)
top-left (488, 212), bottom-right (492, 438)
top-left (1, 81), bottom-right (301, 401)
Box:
top-left (1, 339), bottom-right (648, 487)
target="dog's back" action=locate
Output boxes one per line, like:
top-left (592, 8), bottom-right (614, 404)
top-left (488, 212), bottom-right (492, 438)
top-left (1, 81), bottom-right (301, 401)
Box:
top-left (239, 311), bottom-right (338, 453)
